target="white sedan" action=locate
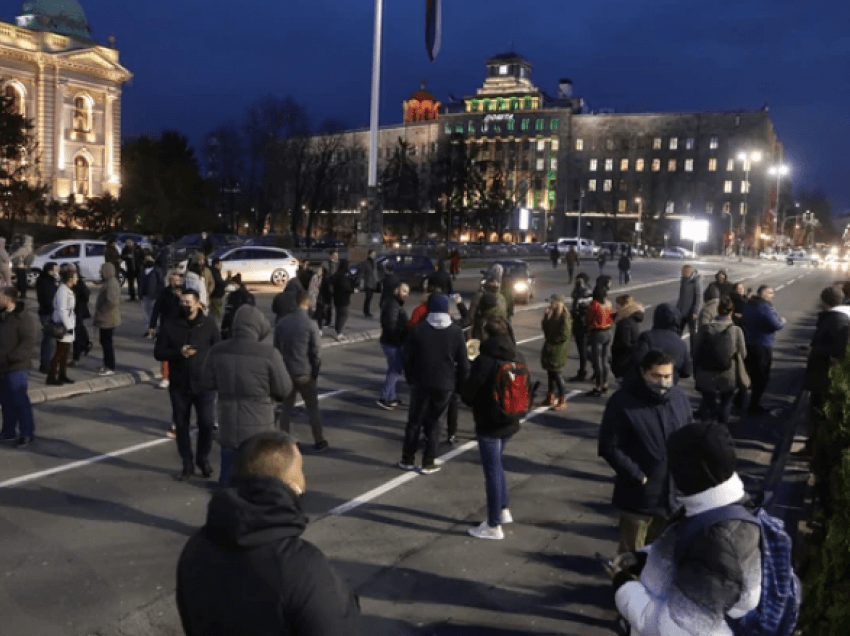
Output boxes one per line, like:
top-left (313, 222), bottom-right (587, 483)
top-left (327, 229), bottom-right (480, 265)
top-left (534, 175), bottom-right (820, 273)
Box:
top-left (659, 246), bottom-right (694, 260)
top-left (27, 239), bottom-right (125, 287)
top-left (181, 246), bottom-right (298, 286)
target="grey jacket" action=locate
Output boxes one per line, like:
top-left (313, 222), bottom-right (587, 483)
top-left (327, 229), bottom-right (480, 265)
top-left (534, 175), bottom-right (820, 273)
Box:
top-left (274, 307), bottom-right (322, 379)
top-left (201, 305), bottom-right (291, 449)
top-left (697, 298), bottom-right (719, 327)
top-left (360, 257), bottom-right (378, 290)
top-left (693, 318), bottom-right (746, 393)
top-left (676, 273), bottom-right (702, 322)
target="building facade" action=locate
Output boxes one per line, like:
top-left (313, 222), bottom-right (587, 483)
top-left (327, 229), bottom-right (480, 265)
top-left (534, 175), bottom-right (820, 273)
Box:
top-left (0, 1), bottom-right (131, 205)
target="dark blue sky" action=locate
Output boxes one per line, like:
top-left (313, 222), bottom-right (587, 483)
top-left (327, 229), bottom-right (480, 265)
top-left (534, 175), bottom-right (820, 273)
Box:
top-left (34, 0), bottom-right (850, 213)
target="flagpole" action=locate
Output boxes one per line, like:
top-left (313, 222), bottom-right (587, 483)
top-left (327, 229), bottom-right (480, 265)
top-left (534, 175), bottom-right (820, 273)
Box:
top-left (364, 0), bottom-right (383, 243)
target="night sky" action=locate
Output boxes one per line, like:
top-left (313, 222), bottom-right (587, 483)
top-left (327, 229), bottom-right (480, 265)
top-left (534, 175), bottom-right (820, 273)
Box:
top-left (24, 0), bottom-right (850, 214)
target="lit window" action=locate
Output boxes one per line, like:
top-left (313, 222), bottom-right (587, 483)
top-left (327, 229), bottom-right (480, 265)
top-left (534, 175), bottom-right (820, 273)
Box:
top-left (575, 138), bottom-right (583, 151)
top-left (537, 139), bottom-right (545, 151)
top-left (588, 179), bottom-right (597, 192)
top-left (550, 119), bottom-right (559, 130)
top-left (741, 180), bottom-right (748, 194)
top-left (652, 159), bottom-right (661, 171)
top-left (521, 119), bottom-right (530, 131)
top-left (603, 179), bottom-right (612, 192)
top-left (739, 202), bottom-right (746, 215)
top-left (706, 202), bottom-right (714, 214)
top-left (535, 119), bottom-right (544, 131)
top-left (653, 137), bottom-right (662, 150)
top-left (685, 138), bottom-right (695, 150)
top-left (618, 200), bottom-right (627, 213)
top-left (669, 137), bottom-right (678, 150)
top-left (635, 158), bottom-right (645, 171)
top-left (666, 201), bottom-right (675, 214)
top-left (444, 124), bottom-right (451, 134)
top-left (497, 98), bottom-right (506, 111)
top-left (455, 125), bottom-right (463, 134)
top-left (710, 136), bottom-right (719, 150)
top-left (470, 101), bottom-right (479, 112)
top-left (685, 159), bottom-right (693, 172)
top-left (468, 121), bottom-right (474, 133)
top-left (524, 97), bottom-right (532, 110)
top-left (589, 159), bottom-right (598, 171)
top-left (507, 119), bottom-right (515, 131)
top-left (484, 99), bottom-right (492, 111)
top-left (708, 158), bottom-right (717, 171)
top-left (726, 158), bottom-right (734, 171)
top-left (511, 98), bottom-right (519, 110)
top-left (620, 158), bottom-right (629, 171)
top-left (536, 158), bottom-right (545, 171)
top-left (605, 158), bottom-right (613, 171)
top-left (668, 159), bottom-right (677, 171)
top-left (499, 65), bottom-right (508, 75)
top-left (723, 201), bottom-right (731, 213)
top-left (724, 180), bottom-right (733, 193)
top-left (550, 158), bottom-right (558, 170)
top-left (551, 139), bottom-right (559, 151)
top-left (606, 139), bottom-right (614, 150)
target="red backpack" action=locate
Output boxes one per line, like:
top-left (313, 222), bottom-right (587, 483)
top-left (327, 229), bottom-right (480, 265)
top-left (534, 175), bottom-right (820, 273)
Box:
top-left (492, 361), bottom-right (531, 418)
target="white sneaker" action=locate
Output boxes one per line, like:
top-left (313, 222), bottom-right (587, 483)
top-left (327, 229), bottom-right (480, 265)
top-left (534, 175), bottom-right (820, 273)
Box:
top-left (500, 509), bottom-right (513, 524)
top-left (158, 379), bottom-right (170, 389)
top-left (467, 521), bottom-right (504, 540)
top-left (98, 368), bottom-right (116, 376)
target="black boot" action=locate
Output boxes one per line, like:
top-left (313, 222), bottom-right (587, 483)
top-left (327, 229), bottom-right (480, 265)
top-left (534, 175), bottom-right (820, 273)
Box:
top-left (569, 371), bottom-right (587, 382)
top-left (58, 375), bottom-right (75, 384)
top-left (177, 462), bottom-right (194, 481)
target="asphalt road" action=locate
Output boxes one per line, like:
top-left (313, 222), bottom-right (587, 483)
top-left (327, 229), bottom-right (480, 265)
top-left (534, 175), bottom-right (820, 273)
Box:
top-left (0, 257), bottom-right (827, 636)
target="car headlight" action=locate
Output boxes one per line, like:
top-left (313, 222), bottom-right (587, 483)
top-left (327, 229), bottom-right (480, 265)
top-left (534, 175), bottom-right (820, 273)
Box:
top-left (514, 281), bottom-right (528, 292)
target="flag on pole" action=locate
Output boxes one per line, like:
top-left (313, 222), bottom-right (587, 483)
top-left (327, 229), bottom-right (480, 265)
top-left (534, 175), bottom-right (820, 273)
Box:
top-left (425, 0), bottom-right (442, 61)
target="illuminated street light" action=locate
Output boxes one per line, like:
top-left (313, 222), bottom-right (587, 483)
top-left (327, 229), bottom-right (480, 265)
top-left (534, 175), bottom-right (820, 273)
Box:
top-left (768, 164), bottom-right (790, 244)
top-left (736, 151), bottom-right (762, 253)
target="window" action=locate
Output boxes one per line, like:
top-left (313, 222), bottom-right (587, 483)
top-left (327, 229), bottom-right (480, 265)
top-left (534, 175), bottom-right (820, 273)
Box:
top-left (710, 136), bottom-right (719, 150)
top-left (606, 139), bottom-right (614, 150)
top-left (73, 156), bottom-right (90, 196)
top-left (550, 119), bottom-right (559, 130)
top-left (575, 138), bottom-right (583, 151)
top-left (497, 98), bottom-right (507, 111)
top-left (551, 139), bottom-right (559, 151)
top-left (524, 97), bottom-right (532, 110)
top-left (603, 179), bottom-right (612, 192)
top-left (589, 159), bottom-right (598, 171)
top-left (708, 158), bottom-right (717, 171)
top-left (470, 100), bottom-right (479, 112)
top-left (726, 158), bottom-right (735, 171)
top-left (483, 99), bottom-right (492, 111)
top-left (620, 158), bottom-right (629, 171)
top-left (685, 158), bottom-right (693, 172)
top-left (618, 200), bottom-right (627, 213)
top-left (669, 137), bottom-right (678, 150)
top-left (521, 119), bottom-right (530, 131)
top-left (618, 179), bottom-right (628, 191)
top-left (739, 202), bottom-right (746, 216)
top-left (588, 179), bottom-right (597, 192)
top-left (706, 202), bottom-right (714, 214)
top-left (605, 158), bottom-right (613, 171)
top-left (536, 158), bottom-right (545, 171)
top-left (668, 159), bottom-right (677, 171)
top-left (499, 64), bottom-right (508, 75)
top-left (537, 139), bottom-right (545, 151)
top-left (4, 84), bottom-right (24, 116)
top-left (724, 180), bottom-right (733, 193)
top-left (73, 95), bottom-right (91, 133)
top-left (741, 180), bottom-right (748, 194)
top-left (635, 158), bottom-right (645, 172)
top-left (685, 138), bottom-right (694, 150)
top-left (455, 125), bottom-right (463, 134)
top-left (510, 98), bottom-right (519, 110)
top-left (535, 119), bottom-right (544, 131)
top-left (444, 124), bottom-right (451, 134)
top-left (666, 201), bottom-right (675, 214)
top-left (550, 158), bottom-right (558, 170)
top-left (652, 158), bottom-right (661, 171)
top-left (468, 121), bottom-right (474, 133)
top-left (652, 137), bottom-right (662, 150)
top-left (507, 119), bottom-right (515, 131)
top-left (723, 201), bottom-right (731, 213)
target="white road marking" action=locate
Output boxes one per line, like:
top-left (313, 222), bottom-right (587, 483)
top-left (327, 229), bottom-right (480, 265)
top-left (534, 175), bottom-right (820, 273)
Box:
top-left (0, 390), bottom-right (349, 490)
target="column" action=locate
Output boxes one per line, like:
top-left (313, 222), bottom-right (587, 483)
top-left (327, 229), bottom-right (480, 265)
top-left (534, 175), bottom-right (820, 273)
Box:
top-left (55, 73), bottom-right (65, 172)
top-left (105, 90), bottom-right (114, 184)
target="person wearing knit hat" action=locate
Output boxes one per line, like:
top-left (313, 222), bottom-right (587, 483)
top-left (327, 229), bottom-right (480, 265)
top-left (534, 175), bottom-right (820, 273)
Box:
top-left (612, 422), bottom-right (762, 636)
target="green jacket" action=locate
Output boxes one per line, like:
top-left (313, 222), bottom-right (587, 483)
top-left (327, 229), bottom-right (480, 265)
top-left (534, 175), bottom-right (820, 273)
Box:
top-left (541, 308), bottom-right (572, 371)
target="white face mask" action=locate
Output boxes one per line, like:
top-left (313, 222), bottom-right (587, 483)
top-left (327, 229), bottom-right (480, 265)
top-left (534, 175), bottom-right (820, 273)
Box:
top-left (645, 378), bottom-right (674, 396)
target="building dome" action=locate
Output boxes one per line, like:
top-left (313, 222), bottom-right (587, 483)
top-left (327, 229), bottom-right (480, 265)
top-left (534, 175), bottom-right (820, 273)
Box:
top-left (16, 0), bottom-right (92, 40)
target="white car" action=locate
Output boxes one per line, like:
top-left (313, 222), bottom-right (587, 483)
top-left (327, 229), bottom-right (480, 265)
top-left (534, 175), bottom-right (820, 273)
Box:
top-left (659, 246), bottom-right (694, 259)
top-left (183, 246), bottom-right (298, 286)
top-left (27, 239), bottom-right (124, 287)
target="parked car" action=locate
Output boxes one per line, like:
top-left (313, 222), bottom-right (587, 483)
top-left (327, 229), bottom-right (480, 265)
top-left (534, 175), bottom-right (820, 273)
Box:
top-left (479, 259), bottom-right (536, 304)
top-left (28, 240), bottom-right (126, 288)
top-left (787, 249), bottom-right (818, 265)
top-left (556, 237), bottom-right (598, 257)
top-left (99, 232), bottom-right (152, 252)
top-left (350, 253), bottom-right (435, 291)
top-left (172, 233), bottom-right (243, 261)
top-left (180, 246), bottom-right (298, 286)
top-left (658, 246), bottom-right (694, 260)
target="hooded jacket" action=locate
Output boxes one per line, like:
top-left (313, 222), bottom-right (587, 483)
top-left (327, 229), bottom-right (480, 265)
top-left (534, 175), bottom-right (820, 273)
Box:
top-left (202, 305), bottom-right (291, 448)
top-left (541, 307), bottom-right (571, 371)
top-left (177, 476), bottom-right (360, 636)
top-left (93, 262), bottom-right (121, 329)
top-left (676, 272), bottom-right (702, 322)
top-left (154, 308), bottom-right (220, 393)
top-left (274, 307), bottom-right (322, 379)
top-left (0, 300), bottom-right (37, 373)
top-left (693, 317), bottom-right (746, 393)
top-left (380, 293), bottom-right (408, 347)
top-left (631, 304), bottom-right (692, 380)
top-left (403, 317), bottom-right (469, 392)
top-left (803, 306), bottom-right (850, 390)
top-left (612, 302), bottom-right (645, 378)
top-left (704, 271), bottom-right (734, 302)
top-left (598, 373), bottom-right (693, 517)
top-left (272, 278), bottom-right (304, 319)
top-left (53, 281), bottom-right (76, 343)
top-left (462, 335), bottom-right (525, 438)
top-left (742, 296), bottom-right (784, 348)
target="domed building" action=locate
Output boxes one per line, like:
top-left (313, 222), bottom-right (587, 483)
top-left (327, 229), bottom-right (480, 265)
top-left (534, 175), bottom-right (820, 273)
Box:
top-left (402, 82), bottom-right (441, 124)
top-left (0, 0), bottom-right (131, 207)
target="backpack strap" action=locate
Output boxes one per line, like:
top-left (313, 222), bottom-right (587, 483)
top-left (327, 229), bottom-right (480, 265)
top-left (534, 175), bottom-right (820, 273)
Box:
top-left (674, 504), bottom-right (758, 564)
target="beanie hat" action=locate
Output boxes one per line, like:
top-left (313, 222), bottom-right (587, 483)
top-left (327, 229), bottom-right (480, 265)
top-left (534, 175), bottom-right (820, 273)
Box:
top-left (428, 293), bottom-right (449, 314)
top-left (667, 423), bottom-right (737, 496)
top-left (231, 273), bottom-right (242, 285)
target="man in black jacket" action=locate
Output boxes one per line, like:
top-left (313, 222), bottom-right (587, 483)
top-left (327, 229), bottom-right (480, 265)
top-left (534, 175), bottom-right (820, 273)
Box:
top-left (121, 238), bottom-right (144, 301)
top-left (0, 286), bottom-right (38, 446)
top-left (330, 260), bottom-right (353, 341)
top-left (598, 350), bottom-right (693, 553)
top-left (271, 272), bottom-right (303, 321)
top-left (631, 303), bottom-right (692, 383)
top-left (400, 294), bottom-right (469, 474)
top-left (36, 262), bottom-right (58, 374)
top-left (359, 250), bottom-right (378, 318)
top-left (148, 271), bottom-right (185, 390)
top-left (377, 283), bottom-right (409, 410)
top-left (177, 431), bottom-right (360, 636)
top-left (208, 258), bottom-right (226, 320)
top-left (154, 288), bottom-right (221, 480)
top-left (428, 260), bottom-right (453, 295)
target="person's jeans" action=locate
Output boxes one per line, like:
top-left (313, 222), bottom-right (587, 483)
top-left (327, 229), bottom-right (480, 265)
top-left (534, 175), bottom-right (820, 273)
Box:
top-left (364, 288), bottom-right (375, 316)
top-left (745, 344), bottom-right (773, 408)
top-left (698, 390), bottom-right (735, 424)
top-left (72, 320), bottom-right (90, 360)
top-left (380, 344), bottom-right (403, 402)
top-left (39, 314), bottom-right (56, 371)
top-left (142, 298), bottom-right (156, 327)
top-left (0, 370), bottom-right (34, 439)
top-left (99, 328), bottom-right (115, 370)
top-left (169, 389), bottom-right (215, 466)
top-left (478, 436), bottom-right (511, 527)
top-left (280, 376), bottom-right (325, 444)
top-left (589, 329), bottom-right (613, 388)
top-left (547, 370), bottom-right (565, 396)
top-left (402, 385), bottom-right (453, 466)
top-left (619, 269), bottom-right (630, 284)
top-left (219, 446), bottom-right (236, 486)
top-left (334, 305), bottom-right (349, 335)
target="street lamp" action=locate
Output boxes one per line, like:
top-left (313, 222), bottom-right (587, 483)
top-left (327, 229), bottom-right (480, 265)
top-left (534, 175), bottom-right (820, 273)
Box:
top-left (768, 163), bottom-right (790, 245)
top-left (737, 151), bottom-right (762, 252)
top-left (634, 196), bottom-right (643, 249)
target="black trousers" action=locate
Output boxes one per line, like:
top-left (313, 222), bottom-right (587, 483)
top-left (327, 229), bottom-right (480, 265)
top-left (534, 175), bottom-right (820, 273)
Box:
top-left (574, 329), bottom-right (588, 375)
top-left (402, 385), bottom-right (452, 466)
top-left (169, 389), bottom-right (215, 467)
top-left (335, 305), bottom-right (349, 334)
top-left (72, 320), bottom-right (90, 360)
top-left (745, 345), bottom-right (773, 408)
top-left (363, 288), bottom-right (374, 317)
top-left (447, 392), bottom-right (459, 439)
top-left (14, 268), bottom-right (27, 297)
top-left (126, 271), bottom-right (137, 299)
top-left (99, 327), bottom-right (115, 370)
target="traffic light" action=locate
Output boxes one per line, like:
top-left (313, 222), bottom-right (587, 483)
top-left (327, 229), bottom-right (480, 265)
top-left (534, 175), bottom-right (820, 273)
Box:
top-left (726, 232), bottom-right (734, 243)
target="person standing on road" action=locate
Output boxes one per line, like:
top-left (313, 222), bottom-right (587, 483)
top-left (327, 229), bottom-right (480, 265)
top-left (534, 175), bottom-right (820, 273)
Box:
top-left (698, 284), bottom-right (720, 327)
top-left (121, 238), bottom-right (144, 301)
top-left (377, 283), bottom-right (409, 410)
top-left (208, 258), bottom-right (226, 321)
top-left (598, 350), bottom-right (693, 553)
top-left (359, 250), bottom-right (378, 318)
top-left (597, 250), bottom-right (608, 276)
top-left (449, 248), bottom-right (461, 280)
top-left (330, 260), bottom-right (353, 341)
top-left (631, 303), bottom-right (692, 383)
top-left (0, 286), bottom-right (38, 447)
top-left (380, 262), bottom-right (401, 306)
top-left (202, 304), bottom-right (291, 486)
top-left (742, 285), bottom-right (785, 415)
top-left (36, 262), bottom-right (58, 374)
top-left (730, 283), bottom-right (748, 328)
top-left (611, 294), bottom-right (645, 379)
top-left (565, 246), bottom-right (579, 283)
top-left (428, 260), bottom-right (453, 295)
top-left (462, 316), bottom-right (527, 540)
top-left (149, 271), bottom-right (185, 391)
top-left (140, 254), bottom-right (164, 335)
top-left (220, 273), bottom-right (255, 341)
top-left (586, 287), bottom-right (615, 397)
top-left (704, 268), bottom-right (734, 301)
top-left (274, 291), bottom-right (328, 452)
top-left (176, 431), bottom-right (362, 635)
top-left (104, 239), bottom-right (121, 271)
top-left (93, 262), bottom-right (121, 377)
top-left (400, 294), bottom-right (469, 473)
top-left (569, 272), bottom-right (592, 381)
top-left (46, 266), bottom-right (77, 386)
top-left (327, 250), bottom-right (340, 276)
top-left (618, 252), bottom-right (631, 285)
top-left (271, 271), bottom-right (303, 321)
top-left (10, 235), bottom-right (33, 299)
top-left (550, 244), bottom-right (560, 268)
top-left (70, 264), bottom-right (92, 366)
top-left (676, 265), bottom-right (702, 349)
top-left (540, 294), bottom-right (571, 410)
top-left (315, 266), bottom-right (332, 331)
top-left (154, 288), bottom-right (221, 480)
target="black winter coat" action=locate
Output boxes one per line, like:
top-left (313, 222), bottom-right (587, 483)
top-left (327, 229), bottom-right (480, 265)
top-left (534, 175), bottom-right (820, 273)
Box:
top-left (598, 374), bottom-right (693, 517)
top-left (154, 312), bottom-right (220, 393)
top-left (149, 286), bottom-right (182, 330)
top-left (403, 319), bottom-right (469, 392)
top-left (36, 271), bottom-right (57, 316)
top-left (461, 335), bottom-right (524, 438)
top-left (331, 271), bottom-right (353, 308)
top-left (272, 279), bottom-right (304, 319)
top-left (72, 278), bottom-right (91, 320)
top-left (428, 266), bottom-right (453, 294)
top-left (381, 272), bottom-right (401, 303)
top-left (612, 307), bottom-right (644, 378)
top-left (803, 308), bottom-right (850, 390)
top-left (380, 295), bottom-right (408, 347)
top-left (177, 476), bottom-right (360, 636)
top-left (0, 301), bottom-right (38, 373)
top-left (631, 303), bottom-right (692, 381)
top-left (221, 286), bottom-right (256, 340)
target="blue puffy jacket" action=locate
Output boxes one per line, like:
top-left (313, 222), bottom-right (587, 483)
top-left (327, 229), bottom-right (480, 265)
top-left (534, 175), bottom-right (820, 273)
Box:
top-left (742, 296), bottom-right (784, 348)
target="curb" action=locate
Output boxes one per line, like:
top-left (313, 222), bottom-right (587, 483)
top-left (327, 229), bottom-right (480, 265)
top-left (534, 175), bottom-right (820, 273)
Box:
top-left (28, 367), bottom-right (161, 405)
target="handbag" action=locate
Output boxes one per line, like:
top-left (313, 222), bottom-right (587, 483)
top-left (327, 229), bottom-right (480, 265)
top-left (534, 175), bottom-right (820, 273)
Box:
top-left (43, 321), bottom-right (67, 340)
top-left (735, 351), bottom-right (751, 389)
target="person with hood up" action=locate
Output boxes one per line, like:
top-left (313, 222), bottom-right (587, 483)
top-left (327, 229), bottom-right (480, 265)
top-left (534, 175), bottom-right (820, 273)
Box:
top-left (569, 272), bottom-right (593, 381)
top-left (698, 284), bottom-right (721, 327)
top-left (676, 265), bottom-right (702, 348)
top-left (428, 259), bottom-right (453, 295)
top-left (742, 285), bottom-right (785, 414)
top-left (598, 350), bottom-right (693, 554)
top-left (93, 262), bottom-right (121, 376)
top-left (271, 271), bottom-right (303, 321)
top-left (631, 303), bottom-right (692, 382)
top-left (540, 294), bottom-right (571, 410)
top-left (400, 294), bottom-right (469, 474)
top-left (202, 304), bottom-right (291, 486)
top-left (220, 273), bottom-right (256, 340)
top-left (612, 422), bottom-right (762, 636)
top-left (0, 286), bottom-right (38, 446)
top-left (176, 431), bottom-right (361, 636)
top-left (70, 264), bottom-right (92, 366)
top-left (704, 268), bottom-right (734, 301)
top-left (462, 316), bottom-right (526, 540)
top-left (10, 235), bottom-right (33, 298)
top-left (468, 274), bottom-right (509, 341)
top-left (0, 237), bottom-right (10, 286)
top-left (612, 294), bottom-right (645, 379)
